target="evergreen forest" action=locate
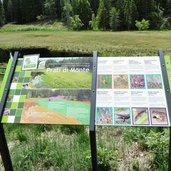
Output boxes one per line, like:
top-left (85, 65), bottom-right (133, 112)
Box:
top-left (0, 0), bottom-right (171, 31)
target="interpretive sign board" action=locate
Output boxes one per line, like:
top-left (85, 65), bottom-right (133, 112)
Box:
top-left (1, 56), bottom-right (92, 125)
top-left (96, 57), bottom-right (170, 127)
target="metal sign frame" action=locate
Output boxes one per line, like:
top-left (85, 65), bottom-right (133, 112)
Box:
top-left (0, 52), bottom-right (19, 171)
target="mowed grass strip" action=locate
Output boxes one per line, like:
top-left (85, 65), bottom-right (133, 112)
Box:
top-left (42, 72), bottom-right (91, 88)
top-left (0, 31), bottom-right (171, 56)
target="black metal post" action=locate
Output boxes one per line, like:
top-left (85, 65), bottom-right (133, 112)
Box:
top-left (0, 124), bottom-right (13, 171)
top-left (158, 49), bottom-right (171, 171)
top-left (0, 51), bottom-right (19, 171)
top-left (89, 51), bottom-right (98, 171)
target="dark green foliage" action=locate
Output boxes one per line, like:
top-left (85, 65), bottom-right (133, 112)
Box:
top-left (97, 0), bottom-right (110, 30)
top-left (44, 0), bottom-right (57, 17)
top-left (1, 0), bottom-right (171, 30)
top-left (70, 15), bottom-right (84, 30)
top-left (62, 0), bottom-right (73, 26)
top-left (110, 7), bottom-right (120, 31)
top-left (71, 0), bottom-right (92, 29)
top-left (60, 125), bottom-right (85, 134)
top-left (0, 0), bottom-right (5, 26)
top-left (124, 0), bottom-right (138, 30)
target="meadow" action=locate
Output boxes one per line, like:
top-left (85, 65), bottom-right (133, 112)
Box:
top-left (0, 29), bottom-right (171, 57)
top-left (0, 28), bottom-right (171, 170)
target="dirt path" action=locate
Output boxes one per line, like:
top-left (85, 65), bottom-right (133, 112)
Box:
top-left (20, 101), bottom-right (81, 124)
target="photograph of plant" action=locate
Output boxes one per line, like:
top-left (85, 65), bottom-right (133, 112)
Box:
top-left (98, 75), bottom-right (112, 89)
top-left (132, 108), bottom-right (149, 125)
top-left (113, 75), bottom-right (128, 89)
top-left (150, 108), bottom-right (168, 125)
top-left (146, 75), bottom-right (162, 89)
top-left (96, 107), bottom-right (113, 125)
top-left (130, 75), bottom-right (145, 89)
top-left (114, 108), bottom-right (131, 125)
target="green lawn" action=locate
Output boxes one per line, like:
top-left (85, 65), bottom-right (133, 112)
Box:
top-left (0, 31), bottom-right (171, 56)
top-left (42, 71), bottom-right (91, 88)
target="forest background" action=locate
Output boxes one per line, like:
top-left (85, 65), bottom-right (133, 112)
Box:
top-left (0, 0), bottom-right (171, 31)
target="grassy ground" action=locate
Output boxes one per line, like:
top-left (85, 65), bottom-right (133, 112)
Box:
top-left (42, 71), bottom-right (91, 88)
top-left (0, 26), bottom-right (171, 170)
top-left (0, 30), bottom-right (171, 56)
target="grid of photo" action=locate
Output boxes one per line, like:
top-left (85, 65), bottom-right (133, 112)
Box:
top-left (96, 107), bottom-right (169, 126)
top-left (96, 57), bottom-right (170, 127)
top-left (97, 74), bottom-right (163, 90)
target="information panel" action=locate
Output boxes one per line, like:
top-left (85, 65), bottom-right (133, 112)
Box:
top-left (96, 57), bottom-right (170, 127)
top-left (1, 55), bottom-right (92, 125)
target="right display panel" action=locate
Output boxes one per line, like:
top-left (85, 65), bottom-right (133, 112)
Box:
top-left (96, 57), bottom-right (170, 127)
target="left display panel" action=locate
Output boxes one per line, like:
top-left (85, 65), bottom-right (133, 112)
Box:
top-left (1, 55), bottom-right (92, 125)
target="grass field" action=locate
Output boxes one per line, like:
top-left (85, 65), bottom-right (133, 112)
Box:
top-left (41, 71), bottom-right (91, 88)
top-left (0, 31), bottom-right (171, 56)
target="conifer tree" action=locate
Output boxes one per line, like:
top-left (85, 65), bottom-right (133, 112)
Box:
top-left (97, 0), bottom-right (111, 30)
top-left (0, 0), bottom-right (5, 26)
top-left (124, 0), bottom-right (138, 30)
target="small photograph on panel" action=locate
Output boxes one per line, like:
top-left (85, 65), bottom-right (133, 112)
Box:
top-left (114, 107), bottom-right (131, 125)
top-left (98, 75), bottom-right (112, 89)
top-left (150, 108), bottom-right (168, 125)
top-left (3, 108), bottom-right (10, 115)
top-left (113, 75), bottom-right (128, 89)
top-left (96, 107), bottom-right (113, 125)
top-left (146, 75), bottom-right (162, 89)
top-left (130, 75), bottom-right (145, 89)
top-left (132, 108), bottom-right (149, 125)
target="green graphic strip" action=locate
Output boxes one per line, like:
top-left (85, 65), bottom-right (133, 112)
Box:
top-left (35, 99), bottom-right (90, 124)
top-left (165, 56), bottom-right (171, 91)
top-left (0, 59), bottom-right (13, 102)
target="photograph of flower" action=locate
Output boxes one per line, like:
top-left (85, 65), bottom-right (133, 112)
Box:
top-left (130, 75), bottom-right (145, 89)
top-left (96, 107), bottom-right (113, 125)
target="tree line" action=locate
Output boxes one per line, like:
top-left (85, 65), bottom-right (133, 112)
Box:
top-left (0, 0), bottom-right (171, 30)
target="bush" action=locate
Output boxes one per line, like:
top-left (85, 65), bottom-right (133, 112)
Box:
top-left (70, 15), bottom-right (83, 30)
top-left (97, 146), bottom-right (117, 171)
top-left (135, 19), bottom-right (150, 31)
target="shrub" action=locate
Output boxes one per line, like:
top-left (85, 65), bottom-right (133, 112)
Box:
top-left (135, 19), bottom-right (150, 31)
top-left (70, 15), bottom-right (83, 30)
top-left (36, 15), bottom-right (47, 21)
top-left (60, 125), bottom-right (85, 134)
top-left (97, 146), bottom-right (117, 170)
